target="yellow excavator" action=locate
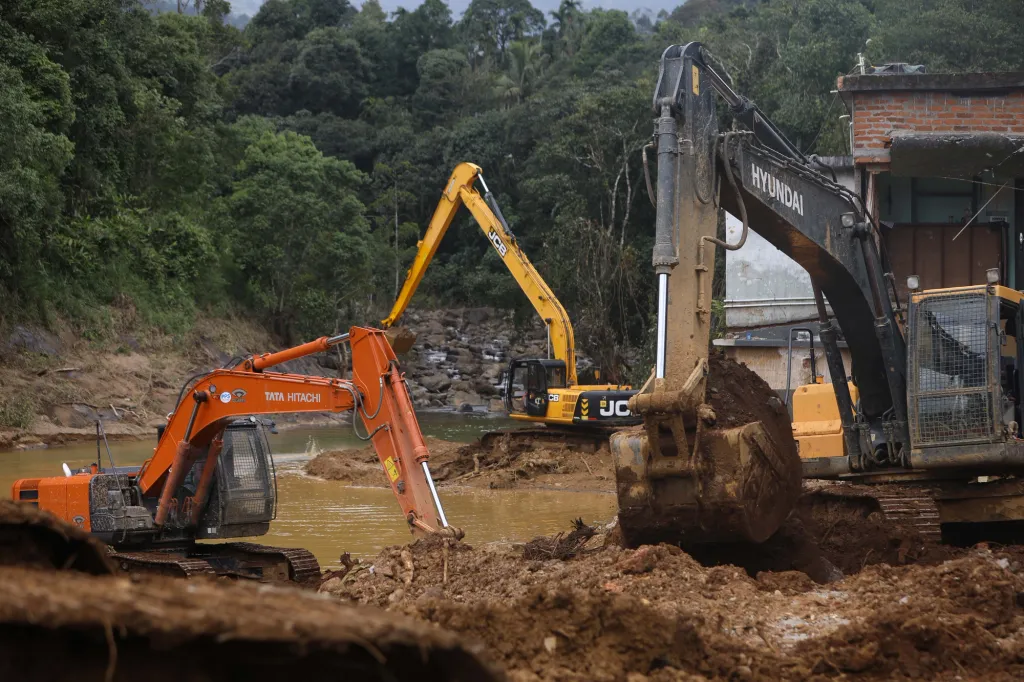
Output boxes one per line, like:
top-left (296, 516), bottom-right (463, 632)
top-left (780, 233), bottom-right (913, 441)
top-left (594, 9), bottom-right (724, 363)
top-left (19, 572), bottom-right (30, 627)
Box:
top-left (382, 162), bottom-right (639, 448)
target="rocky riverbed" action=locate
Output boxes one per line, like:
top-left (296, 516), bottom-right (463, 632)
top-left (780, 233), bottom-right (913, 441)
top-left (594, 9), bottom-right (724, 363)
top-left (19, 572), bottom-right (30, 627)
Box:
top-left (386, 307), bottom-right (599, 411)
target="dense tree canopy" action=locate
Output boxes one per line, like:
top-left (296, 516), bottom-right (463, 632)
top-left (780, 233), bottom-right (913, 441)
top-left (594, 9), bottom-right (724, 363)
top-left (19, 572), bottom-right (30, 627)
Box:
top-left (1, 0), bottom-right (1021, 364)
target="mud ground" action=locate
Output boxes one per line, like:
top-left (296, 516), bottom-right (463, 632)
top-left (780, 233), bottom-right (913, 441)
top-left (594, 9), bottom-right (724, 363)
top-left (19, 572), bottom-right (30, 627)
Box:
top-left (323, 523), bottom-right (1024, 681)
top-left (0, 501), bottom-right (498, 682)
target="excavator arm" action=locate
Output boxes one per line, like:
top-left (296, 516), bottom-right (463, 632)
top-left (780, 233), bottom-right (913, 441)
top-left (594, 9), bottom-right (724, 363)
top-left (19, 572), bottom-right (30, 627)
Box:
top-left (381, 162), bottom-right (578, 385)
top-left (137, 327), bottom-right (453, 536)
top-left (652, 43), bottom-right (910, 465)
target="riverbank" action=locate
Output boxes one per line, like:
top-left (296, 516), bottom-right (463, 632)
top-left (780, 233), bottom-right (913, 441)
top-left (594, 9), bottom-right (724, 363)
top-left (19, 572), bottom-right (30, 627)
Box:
top-left (0, 307), bottom-right (555, 451)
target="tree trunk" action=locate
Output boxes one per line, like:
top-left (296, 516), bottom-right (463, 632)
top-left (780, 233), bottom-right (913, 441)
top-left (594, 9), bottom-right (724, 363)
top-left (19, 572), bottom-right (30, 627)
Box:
top-left (394, 180), bottom-right (400, 298)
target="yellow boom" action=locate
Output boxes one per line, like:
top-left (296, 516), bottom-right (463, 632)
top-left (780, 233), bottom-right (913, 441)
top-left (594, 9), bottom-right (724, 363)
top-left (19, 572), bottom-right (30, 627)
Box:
top-left (381, 162), bottom-right (578, 385)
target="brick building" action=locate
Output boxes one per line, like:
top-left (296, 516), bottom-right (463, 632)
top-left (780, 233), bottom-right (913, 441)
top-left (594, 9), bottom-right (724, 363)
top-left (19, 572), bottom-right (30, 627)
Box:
top-left (717, 67), bottom-right (1024, 401)
top-left (841, 70), bottom-right (1024, 298)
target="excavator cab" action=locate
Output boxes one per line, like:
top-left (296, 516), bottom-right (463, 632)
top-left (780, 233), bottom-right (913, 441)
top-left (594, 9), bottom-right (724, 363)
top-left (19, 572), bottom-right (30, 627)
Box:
top-left (503, 359), bottom-right (567, 417)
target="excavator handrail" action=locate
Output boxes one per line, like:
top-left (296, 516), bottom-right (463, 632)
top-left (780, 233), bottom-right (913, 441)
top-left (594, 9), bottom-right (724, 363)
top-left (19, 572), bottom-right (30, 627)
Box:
top-left (381, 162), bottom-right (579, 385)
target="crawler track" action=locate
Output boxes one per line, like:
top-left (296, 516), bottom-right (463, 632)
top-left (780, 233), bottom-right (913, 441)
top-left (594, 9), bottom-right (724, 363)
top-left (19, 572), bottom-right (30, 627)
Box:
top-left (110, 543), bottom-right (321, 584)
top-left (874, 490), bottom-right (942, 541)
top-left (110, 549), bottom-right (217, 578)
top-left (480, 426), bottom-right (616, 453)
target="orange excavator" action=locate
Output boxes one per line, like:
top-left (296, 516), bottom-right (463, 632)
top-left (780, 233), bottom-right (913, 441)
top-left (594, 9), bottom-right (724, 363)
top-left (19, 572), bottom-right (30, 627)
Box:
top-left (11, 327), bottom-right (460, 583)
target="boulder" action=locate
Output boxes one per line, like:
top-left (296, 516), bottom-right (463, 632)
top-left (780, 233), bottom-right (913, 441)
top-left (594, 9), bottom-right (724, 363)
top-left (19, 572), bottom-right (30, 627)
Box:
top-left (419, 374), bottom-right (453, 393)
top-left (450, 390), bottom-right (483, 408)
top-left (473, 379), bottom-right (498, 396)
top-left (465, 308), bottom-right (490, 325)
top-left (7, 325), bottom-right (62, 356)
top-left (460, 363), bottom-right (483, 377)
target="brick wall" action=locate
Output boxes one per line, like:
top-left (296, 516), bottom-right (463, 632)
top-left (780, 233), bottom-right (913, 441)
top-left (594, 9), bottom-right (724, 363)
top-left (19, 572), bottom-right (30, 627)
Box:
top-left (843, 86), bottom-right (1024, 163)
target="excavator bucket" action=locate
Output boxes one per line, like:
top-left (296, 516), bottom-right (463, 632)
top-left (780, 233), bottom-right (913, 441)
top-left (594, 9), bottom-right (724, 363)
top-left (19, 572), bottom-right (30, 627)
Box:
top-left (384, 326), bottom-right (417, 355)
top-left (611, 369), bottom-right (802, 546)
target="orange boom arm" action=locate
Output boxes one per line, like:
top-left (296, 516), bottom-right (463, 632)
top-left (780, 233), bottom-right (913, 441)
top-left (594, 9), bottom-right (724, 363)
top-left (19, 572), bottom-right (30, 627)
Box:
top-left (137, 327), bottom-right (449, 536)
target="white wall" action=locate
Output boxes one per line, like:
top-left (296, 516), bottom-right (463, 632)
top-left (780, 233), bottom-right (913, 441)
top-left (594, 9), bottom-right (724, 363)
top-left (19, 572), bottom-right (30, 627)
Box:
top-left (723, 213), bottom-right (819, 328)
top-left (724, 164), bottom-right (856, 330)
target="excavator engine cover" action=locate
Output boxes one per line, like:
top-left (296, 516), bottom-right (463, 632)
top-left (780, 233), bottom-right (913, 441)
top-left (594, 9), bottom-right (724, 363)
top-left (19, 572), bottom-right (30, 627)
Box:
top-left (611, 416), bottom-right (798, 545)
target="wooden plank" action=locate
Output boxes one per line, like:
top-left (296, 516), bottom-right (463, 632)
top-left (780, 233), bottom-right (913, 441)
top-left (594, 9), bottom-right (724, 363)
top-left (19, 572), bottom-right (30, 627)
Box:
top-left (942, 224), bottom-right (971, 288)
top-left (970, 222), bottom-right (1002, 285)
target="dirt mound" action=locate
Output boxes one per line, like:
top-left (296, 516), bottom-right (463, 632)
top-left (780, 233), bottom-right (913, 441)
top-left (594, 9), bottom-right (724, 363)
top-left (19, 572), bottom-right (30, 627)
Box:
top-left (306, 436), bottom-right (616, 493)
top-left (706, 351), bottom-right (795, 456)
top-left (0, 565), bottom-right (499, 681)
top-left (323, 523), bottom-right (1024, 680)
top-left (0, 500), bottom-right (112, 574)
top-left (681, 481), bottom-right (965, 582)
top-left (306, 436), bottom-right (473, 485)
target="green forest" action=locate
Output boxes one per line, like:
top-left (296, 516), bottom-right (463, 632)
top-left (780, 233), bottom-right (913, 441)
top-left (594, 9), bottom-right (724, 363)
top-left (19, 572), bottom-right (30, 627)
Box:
top-left (1, 0), bottom-right (1021, 371)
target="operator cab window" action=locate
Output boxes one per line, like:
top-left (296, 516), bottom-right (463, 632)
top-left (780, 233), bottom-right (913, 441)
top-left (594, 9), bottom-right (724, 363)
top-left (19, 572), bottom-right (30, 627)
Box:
top-left (509, 364), bottom-right (528, 412)
top-left (546, 364), bottom-right (567, 389)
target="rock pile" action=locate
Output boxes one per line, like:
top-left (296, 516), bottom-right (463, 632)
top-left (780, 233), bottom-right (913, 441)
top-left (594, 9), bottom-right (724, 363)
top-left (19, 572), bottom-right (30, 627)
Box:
top-left (392, 307), bottom-right (591, 411)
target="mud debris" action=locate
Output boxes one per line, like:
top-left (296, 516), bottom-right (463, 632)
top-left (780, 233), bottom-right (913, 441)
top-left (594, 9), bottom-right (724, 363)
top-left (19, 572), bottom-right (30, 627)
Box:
top-left (0, 566), bottom-right (500, 682)
top-left (523, 518), bottom-right (597, 561)
top-left (325, 523), bottom-right (1024, 681)
top-left (0, 499), bottom-right (112, 575)
top-left (0, 505), bottom-right (499, 681)
top-left (306, 435), bottom-right (616, 492)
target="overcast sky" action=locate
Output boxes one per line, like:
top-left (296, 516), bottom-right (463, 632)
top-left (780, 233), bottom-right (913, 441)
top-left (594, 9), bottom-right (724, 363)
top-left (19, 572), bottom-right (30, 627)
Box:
top-left (229, 0), bottom-right (679, 17)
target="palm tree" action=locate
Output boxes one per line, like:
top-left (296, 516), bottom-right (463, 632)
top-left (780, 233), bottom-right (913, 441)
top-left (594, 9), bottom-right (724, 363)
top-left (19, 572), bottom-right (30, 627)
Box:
top-left (550, 0), bottom-right (582, 38)
top-left (494, 40), bottom-right (549, 106)
top-left (549, 1), bottom-right (584, 57)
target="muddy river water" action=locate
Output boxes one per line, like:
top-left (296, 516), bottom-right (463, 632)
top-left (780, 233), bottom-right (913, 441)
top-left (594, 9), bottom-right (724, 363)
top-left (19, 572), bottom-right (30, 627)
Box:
top-left (0, 413), bottom-right (616, 569)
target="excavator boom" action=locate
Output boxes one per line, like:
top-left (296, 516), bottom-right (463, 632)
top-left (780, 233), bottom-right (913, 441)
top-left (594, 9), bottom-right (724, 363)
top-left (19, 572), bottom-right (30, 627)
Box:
top-left (382, 162), bottom-right (577, 384)
top-left (612, 44), bottom-right (806, 545)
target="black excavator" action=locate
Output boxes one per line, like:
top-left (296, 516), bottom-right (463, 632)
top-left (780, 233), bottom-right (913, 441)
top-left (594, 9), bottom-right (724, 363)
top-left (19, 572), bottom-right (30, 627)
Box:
top-left (613, 42), bottom-right (1024, 547)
